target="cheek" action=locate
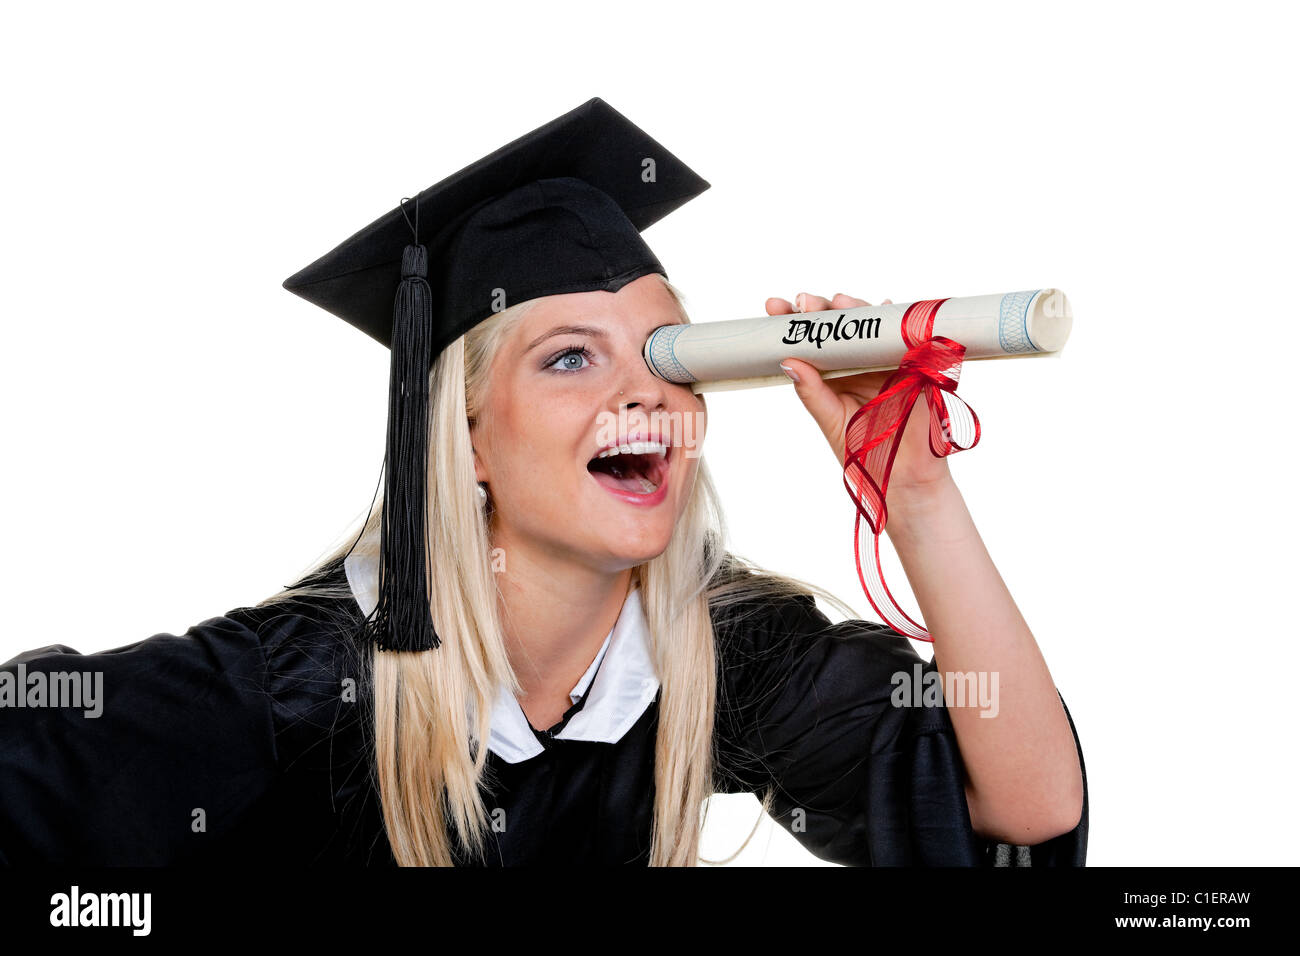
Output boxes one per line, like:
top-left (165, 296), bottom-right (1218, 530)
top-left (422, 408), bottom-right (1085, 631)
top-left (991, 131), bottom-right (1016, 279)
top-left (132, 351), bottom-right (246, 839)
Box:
top-left (672, 398), bottom-right (707, 458)
top-left (490, 392), bottom-right (584, 489)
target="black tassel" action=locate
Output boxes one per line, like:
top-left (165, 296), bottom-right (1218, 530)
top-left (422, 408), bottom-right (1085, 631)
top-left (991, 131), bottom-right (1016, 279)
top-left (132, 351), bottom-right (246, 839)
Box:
top-left (363, 243), bottom-right (440, 652)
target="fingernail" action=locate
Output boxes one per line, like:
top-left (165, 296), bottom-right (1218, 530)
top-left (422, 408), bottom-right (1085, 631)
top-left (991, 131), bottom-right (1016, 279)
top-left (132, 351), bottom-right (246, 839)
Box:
top-left (794, 293), bottom-right (805, 313)
top-left (780, 363), bottom-right (800, 383)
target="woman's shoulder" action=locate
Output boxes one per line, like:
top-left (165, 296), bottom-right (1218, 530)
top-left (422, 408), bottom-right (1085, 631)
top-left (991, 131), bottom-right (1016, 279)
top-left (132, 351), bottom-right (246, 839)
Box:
top-left (707, 561), bottom-right (920, 672)
top-left (228, 576), bottom-right (367, 672)
top-left (226, 556), bottom-right (366, 647)
top-left (223, 559), bottom-right (373, 756)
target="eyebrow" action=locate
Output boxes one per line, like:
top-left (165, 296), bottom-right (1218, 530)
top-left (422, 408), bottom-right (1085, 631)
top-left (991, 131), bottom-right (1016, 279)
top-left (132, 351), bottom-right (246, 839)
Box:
top-left (524, 325), bottom-right (609, 355)
top-left (523, 317), bottom-right (687, 356)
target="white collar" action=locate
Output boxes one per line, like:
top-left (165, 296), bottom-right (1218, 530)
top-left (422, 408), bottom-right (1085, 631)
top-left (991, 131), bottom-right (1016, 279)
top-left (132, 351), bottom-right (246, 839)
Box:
top-left (343, 552), bottom-right (660, 764)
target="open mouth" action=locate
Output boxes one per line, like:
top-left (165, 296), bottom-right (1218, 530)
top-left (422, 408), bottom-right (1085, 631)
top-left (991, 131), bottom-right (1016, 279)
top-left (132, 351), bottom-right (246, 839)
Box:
top-left (586, 442), bottom-right (671, 496)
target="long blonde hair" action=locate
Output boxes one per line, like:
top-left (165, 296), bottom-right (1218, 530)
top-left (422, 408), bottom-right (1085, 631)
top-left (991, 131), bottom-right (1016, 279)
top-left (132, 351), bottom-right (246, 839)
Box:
top-left (258, 275), bottom-right (858, 865)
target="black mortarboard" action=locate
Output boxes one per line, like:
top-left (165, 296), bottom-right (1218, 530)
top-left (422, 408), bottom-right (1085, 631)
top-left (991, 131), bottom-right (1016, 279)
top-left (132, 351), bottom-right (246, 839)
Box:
top-left (281, 97), bottom-right (710, 653)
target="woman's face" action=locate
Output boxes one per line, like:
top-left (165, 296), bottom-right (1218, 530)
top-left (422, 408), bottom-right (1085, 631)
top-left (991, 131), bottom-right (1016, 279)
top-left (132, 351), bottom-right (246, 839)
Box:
top-left (470, 274), bottom-right (706, 573)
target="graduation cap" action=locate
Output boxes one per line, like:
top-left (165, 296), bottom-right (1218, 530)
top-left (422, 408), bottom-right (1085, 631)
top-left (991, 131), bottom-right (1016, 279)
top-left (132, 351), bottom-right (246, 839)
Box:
top-left (281, 97), bottom-right (710, 653)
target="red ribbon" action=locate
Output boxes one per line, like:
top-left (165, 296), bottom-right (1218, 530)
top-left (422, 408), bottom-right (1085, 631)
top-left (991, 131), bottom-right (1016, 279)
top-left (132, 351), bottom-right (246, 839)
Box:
top-left (842, 299), bottom-right (981, 641)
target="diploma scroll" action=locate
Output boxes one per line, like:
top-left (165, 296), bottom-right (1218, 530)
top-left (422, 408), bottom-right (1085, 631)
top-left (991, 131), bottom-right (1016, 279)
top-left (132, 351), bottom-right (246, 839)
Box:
top-left (644, 289), bottom-right (1073, 394)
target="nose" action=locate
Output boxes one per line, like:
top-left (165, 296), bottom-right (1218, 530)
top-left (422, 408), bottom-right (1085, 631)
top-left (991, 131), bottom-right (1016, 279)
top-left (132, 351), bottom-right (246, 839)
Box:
top-left (615, 349), bottom-right (672, 413)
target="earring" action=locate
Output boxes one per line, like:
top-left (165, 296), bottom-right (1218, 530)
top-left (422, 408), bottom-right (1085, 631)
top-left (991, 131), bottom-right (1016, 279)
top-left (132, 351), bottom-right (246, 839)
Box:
top-left (477, 482), bottom-right (488, 503)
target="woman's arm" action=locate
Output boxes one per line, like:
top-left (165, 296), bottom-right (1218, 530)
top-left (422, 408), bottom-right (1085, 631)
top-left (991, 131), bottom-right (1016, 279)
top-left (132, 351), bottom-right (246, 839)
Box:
top-left (886, 476), bottom-right (1084, 846)
top-left (773, 290), bottom-right (1084, 847)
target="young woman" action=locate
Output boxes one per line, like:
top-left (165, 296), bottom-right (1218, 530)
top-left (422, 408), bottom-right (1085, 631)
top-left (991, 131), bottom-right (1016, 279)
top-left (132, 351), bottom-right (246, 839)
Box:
top-left (0, 98), bottom-right (1086, 867)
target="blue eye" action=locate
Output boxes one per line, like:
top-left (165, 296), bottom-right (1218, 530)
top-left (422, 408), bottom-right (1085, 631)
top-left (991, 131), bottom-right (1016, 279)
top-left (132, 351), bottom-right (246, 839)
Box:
top-left (546, 344), bottom-right (594, 373)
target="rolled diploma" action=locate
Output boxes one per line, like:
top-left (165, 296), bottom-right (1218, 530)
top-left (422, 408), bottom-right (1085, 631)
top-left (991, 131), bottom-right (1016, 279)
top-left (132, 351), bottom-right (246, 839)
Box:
top-left (644, 289), bottom-right (1073, 394)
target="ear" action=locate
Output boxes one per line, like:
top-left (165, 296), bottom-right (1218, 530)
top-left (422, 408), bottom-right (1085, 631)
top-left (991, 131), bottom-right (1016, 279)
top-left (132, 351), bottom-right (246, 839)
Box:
top-left (468, 418), bottom-right (489, 484)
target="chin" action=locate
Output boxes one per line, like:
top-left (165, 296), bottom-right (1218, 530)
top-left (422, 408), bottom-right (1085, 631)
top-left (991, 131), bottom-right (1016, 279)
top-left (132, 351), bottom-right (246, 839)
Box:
top-left (578, 517), bottom-right (675, 568)
top-left (603, 526), bottom-right (674, 564)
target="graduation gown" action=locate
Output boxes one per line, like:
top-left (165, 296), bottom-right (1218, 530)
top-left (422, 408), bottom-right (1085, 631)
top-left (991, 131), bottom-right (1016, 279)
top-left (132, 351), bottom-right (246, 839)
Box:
top-left (0, 556), bottom-right (1088, 866)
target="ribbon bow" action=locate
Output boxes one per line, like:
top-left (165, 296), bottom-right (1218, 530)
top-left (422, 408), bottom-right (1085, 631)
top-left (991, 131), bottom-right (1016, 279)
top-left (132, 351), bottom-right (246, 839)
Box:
top-left (842, 298), bottom-right (981, 641)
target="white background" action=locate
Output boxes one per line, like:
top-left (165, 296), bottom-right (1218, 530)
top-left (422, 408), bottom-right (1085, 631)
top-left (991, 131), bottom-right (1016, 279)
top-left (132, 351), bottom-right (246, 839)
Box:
top-left (2, 0), bottom-right (1295, 866)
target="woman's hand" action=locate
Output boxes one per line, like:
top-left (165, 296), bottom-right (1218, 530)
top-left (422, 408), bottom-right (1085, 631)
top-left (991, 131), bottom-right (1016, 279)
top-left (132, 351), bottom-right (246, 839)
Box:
top-left (767, 291), bottom-right (953, 495)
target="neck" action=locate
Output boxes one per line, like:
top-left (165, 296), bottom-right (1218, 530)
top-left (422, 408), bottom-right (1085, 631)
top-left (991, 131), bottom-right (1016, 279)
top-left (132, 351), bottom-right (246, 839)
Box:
top-left (491, 533), bottom-right (636, 727)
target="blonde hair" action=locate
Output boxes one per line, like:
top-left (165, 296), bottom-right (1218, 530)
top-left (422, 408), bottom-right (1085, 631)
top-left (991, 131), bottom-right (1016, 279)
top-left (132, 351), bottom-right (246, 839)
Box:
top-left (259, 275), bottom-right (858, 865)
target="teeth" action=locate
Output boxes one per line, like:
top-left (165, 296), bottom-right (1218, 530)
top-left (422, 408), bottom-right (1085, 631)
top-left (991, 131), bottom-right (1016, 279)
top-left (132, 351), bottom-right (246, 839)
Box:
top-left (595, 440), bottom-right (668, 460)
top-left (635, 477), bottom-right (659, 493)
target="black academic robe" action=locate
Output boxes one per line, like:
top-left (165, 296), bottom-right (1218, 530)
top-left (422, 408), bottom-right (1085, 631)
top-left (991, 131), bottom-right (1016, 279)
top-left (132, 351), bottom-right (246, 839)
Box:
top-left (0, 560), bottom-right (1088, 866)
